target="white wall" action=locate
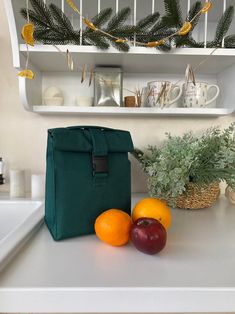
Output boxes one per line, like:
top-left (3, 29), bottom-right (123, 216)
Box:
top-left (0, 1), bottom-right (234, 193)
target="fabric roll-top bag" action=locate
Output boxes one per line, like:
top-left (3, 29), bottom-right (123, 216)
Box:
top-left (45, 126), bottom-right (134, 240)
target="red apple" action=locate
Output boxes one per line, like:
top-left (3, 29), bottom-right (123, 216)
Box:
top-left (130, 217), bottom-right (167, 255)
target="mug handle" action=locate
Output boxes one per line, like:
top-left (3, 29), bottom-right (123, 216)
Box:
top-left (167, 85), bottom-right (182, 106)
top-left (205, 85), bottom-right (220, 106)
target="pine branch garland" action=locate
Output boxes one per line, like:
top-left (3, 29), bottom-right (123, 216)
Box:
top-left (106, 7), bottom-right (131, 32)
top-left (163, 0), bottom-right (183, 27)
top-left (21, 0), bottom-right (235, 51)
top-left (49, 4), bottom-right (73, 33)
top-left (83, 33), bottom-right (109, 50)
top-left (91, 8), bottom-right (113, 28)
top-left (176, 5), bottom-right (235, 48)
top-left (187, 1), bottom-right (202, 30)
top-left (109, 40), bottom-right (129, 52)
top-left (30, 0), bottom-right (53, 27)
top-left (224, 34), bottom-right (235, 48)
top-left (136, 12), bottom-right (160, 32)
top-left (21, 8), bottom-right (52, 29)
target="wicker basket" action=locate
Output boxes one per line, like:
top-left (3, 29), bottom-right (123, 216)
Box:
top-left (176, 182), bottom-right (220, 209)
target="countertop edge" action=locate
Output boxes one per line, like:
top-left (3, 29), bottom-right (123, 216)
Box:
top-left (1, 287), bottom-right (235, 313)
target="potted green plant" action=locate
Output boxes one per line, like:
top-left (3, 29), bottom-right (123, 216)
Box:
top-left (132, 124), bottom-right (235, 209)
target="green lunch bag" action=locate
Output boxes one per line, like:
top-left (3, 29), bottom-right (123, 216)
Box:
top-left (45, 126), bottom-right (134, 241)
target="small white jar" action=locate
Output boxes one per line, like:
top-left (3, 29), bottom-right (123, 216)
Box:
top-left (76, 96), bottom-right (93, 107)
top-left (31, 174), bottom-right (45, 199)
top-left (10, 170), bottom-right (26, 198)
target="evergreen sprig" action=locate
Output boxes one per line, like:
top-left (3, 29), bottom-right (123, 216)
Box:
top-left (162, 0), bottom-right (183, 28)
top-left (215, 6), bottom-right (234, 44)
top-left (175, 1), bottom-right (202, 48)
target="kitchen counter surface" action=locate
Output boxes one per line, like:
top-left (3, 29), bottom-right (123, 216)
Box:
top-left (1, 194), bottom-right (235, 313)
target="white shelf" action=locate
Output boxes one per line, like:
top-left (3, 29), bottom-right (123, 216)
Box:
top-left (33, 106), bottom-right (233, 117)
top-left (1, 194), bottom-right (235, 313)
top-left (20, 45), bottom-right (235, 74)
top-left (5, 1), bottom-right (235, 116)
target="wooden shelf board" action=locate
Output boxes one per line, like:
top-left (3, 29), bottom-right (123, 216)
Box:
top-left (32, 106), bottom-right (233, 117)
top-left (20, 45), bottom-right (235, 74)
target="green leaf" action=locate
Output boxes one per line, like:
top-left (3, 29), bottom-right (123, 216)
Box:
top-left (133, 124), bottom-right (235, 205)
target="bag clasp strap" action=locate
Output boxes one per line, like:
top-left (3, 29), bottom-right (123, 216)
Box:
top-left (89, 128), bottom-right (109, 177)
top-left (92, 155), bottom-right (108, 176)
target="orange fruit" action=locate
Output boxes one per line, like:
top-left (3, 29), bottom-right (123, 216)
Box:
top-left (95, 209), bottom-right (132, 246)
top-left (132, 198), bottom-right (171, 230)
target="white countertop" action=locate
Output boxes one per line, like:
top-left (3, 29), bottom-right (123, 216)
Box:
top-left (1, 194), bottom-right (235, 313)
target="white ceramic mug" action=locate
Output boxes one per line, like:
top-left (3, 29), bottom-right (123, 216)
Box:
top-left (183, 82), bottom-right (220, 108)
top-left (145, 81), bottom-right (183, 108)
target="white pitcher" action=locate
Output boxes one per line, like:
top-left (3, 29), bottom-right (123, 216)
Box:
top-left (183, 82), bottom-right (220, 108)
top-left (145, 81), bottom-right (182, 108)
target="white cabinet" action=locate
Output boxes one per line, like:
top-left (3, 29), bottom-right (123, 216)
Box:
top-left (4, 0), bottom-right (235, 116)
top-left (1, 195), bottom-right (235, 313)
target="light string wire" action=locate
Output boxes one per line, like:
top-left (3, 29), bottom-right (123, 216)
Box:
top-left (25, 0), bottom-right (30, 70)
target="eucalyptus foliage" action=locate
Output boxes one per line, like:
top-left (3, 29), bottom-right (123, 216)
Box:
top-left (132, 124), bottom-right (235, 206)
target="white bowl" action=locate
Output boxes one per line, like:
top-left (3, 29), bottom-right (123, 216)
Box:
top-left (43, 97), bottom-right (64, 106)
top-left (76, 96), bottom-right (93, 107)
top-left (43, 86), bottom-right (63, 98)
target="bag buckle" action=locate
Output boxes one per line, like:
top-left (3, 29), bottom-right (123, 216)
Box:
top-left (92, 155), bottom-right (108, 176)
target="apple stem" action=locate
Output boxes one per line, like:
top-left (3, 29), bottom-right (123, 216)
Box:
top-left (137, 220), bottom-right (149, 227)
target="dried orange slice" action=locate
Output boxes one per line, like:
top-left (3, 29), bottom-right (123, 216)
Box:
top-left (21, 23), bottom-right (34, 46)
top-left (66, 0), bottom-right (79, 12)
top-left (115, 38), bottom-right (128, 43)
top-left (83, 18), bottom-right (97, 31)
top-left (201, 2), bottom-right (212, 14)
top-left (18, 69), bottom-right (34, 80)
top-left (178, 22), bottom-right (192, 36)
top-left (146, 40), bottom-right (165, 47)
